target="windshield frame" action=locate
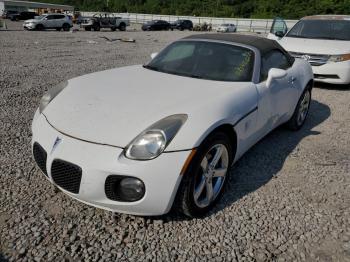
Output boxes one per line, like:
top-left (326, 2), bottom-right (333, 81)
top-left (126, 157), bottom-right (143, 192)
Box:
top-left (286, 19), bottom-right (350, 41)
top-left (144, 39), bottom-right (259, 83)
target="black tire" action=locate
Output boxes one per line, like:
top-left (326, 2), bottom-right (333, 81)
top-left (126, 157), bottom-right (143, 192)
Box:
top-left (84, 27), bottom-right (91, 31)
top-left (119, 23), bottom-right (126, 31)
top-left (111, 27), bottom-right (116, 31)
top-left (174, 132), bottom-right (233, 218)
top-left (62, 23), bottom-right (70, 31)
top-left (93, 23), bottom-right (100, 31)
top-left (36, 24), bottom-right (44, 31)
top-left (56, 28), bottom-right (61, 31)
top-left (286, 87), bottom-right (312, 130)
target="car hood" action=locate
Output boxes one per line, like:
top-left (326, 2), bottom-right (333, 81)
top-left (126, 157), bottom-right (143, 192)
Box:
top-left (279, 37), bottom-right (350, 55)
top-left (43, 65), bottom-right (256, 151)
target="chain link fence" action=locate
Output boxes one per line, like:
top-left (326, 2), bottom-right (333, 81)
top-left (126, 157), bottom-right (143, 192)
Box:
top-left (81, 12), bottom-right (297, 34)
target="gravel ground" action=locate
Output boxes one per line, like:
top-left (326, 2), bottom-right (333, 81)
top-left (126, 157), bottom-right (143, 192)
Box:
top-left (0, 21), bottom-right (350, 262)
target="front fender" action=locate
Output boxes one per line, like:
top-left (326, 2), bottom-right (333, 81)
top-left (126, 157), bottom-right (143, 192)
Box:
top-left (165, 84), bottom-right (258, 152)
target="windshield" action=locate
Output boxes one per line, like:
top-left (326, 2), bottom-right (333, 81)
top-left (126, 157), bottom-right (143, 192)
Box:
top-left (145, 41), bottom-right (255, 82)
top-left (287, 19), bottom-right (350, 40)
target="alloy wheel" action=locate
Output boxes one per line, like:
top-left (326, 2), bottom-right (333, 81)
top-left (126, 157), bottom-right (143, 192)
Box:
top-left (297, 90), bottom-right (311, 126)
top-left (193, 144), bottom-right (229, 208)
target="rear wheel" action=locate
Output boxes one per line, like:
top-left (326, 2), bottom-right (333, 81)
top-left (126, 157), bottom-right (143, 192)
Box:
top-left (119, 23), bottom-right (126, 31)
top-left (62, 23), bottom-right (70, 31)
top-left (174, 132), bottom-right (233, 217)
top-left (286, 87), bottom-right (312, 130)
top-left (84, 27), bottom-right (91, 31)
top-left (111, 26), bottom-right (116, 31)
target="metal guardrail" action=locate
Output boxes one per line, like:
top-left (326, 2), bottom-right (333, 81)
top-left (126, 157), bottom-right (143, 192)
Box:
top-left (81, 12), bottom-right (297, 34)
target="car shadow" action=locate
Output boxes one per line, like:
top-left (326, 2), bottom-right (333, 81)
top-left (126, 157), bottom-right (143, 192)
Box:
top-left (157, 98), bottom-right (331, 222)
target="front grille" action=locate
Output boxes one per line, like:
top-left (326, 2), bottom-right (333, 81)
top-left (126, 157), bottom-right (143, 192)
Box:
top-left (51, 159), bottom-right (82, 194)
top-left (33, 143), bottom-right (48, 176)
top-left (289, 52), bottom-right (330, 66)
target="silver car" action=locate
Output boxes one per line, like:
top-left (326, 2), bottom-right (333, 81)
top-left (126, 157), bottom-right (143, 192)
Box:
top-left (23, 14), bottom-right (73, 31)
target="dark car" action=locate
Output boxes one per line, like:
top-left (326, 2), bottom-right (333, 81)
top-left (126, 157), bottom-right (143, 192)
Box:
top-left (142, 20), bottom-right (170, 31)
top-left (9, 11), bottom-right (37, 21)
top-left (171, 19), bottom-right (193, 31)
top-left (3, 10), bottom-right (19, 19)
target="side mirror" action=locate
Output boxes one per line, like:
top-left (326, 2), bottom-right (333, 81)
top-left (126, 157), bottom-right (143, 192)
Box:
top-left (151, 52), bottom-right (158, 59)
top-left (267, 68), bottom-right (287, 87)
top-left (275, 31), bottom-right (285, 38)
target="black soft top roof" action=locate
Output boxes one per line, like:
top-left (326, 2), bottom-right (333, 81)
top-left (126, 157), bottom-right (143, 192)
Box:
top-left (183, 34), bottom-right (287, 55)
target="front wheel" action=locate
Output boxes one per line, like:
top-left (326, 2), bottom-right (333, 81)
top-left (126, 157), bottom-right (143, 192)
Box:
top-left (174, 132), bottom-right (233, 217)
top-left (35, 24), bottom-right (44, 31)
top-left (286, 87), bottom-right (312, 130)
top-left (93, 24), bottom-right (100, 31)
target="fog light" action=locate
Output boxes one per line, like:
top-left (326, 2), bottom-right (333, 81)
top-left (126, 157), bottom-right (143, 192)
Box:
top-left (117, 178), bottom-right (145, 202)
top-left (105, 175), bottom-right (146, 202)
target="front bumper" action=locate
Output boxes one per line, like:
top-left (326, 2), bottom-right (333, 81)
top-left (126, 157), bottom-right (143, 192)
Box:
top-left (23, 23), bottom-right (36, 30)
top-left (312, 60), bottom-right (350, 85)
top-left (80, 22), bottom-right (93, 28)
top-left (31, 110), bottom-right (191, 216)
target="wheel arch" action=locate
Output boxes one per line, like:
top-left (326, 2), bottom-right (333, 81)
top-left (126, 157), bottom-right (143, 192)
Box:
top-left (195, 123), bottom-right (238, 162)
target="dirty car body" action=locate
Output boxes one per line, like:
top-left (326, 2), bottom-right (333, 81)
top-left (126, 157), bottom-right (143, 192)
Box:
top-left (32, 34), bottom-right (313, 216)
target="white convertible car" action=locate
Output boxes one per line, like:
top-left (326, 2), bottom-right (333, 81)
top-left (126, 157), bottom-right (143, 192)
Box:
top-left (32, 34), bottom-right (313, 217)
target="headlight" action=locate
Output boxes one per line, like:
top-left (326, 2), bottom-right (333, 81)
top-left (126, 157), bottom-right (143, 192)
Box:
top-left (125, 114), bottom-right (188, 160)
top-left (328, 54), bottom-right (350, 63)
top-left (39, 81), bottom-right (68, 113)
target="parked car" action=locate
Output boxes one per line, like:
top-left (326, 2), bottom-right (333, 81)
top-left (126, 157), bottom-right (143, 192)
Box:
top-left (268, 15), bottom-right (350, 85)
top-left (23, 13), bottom-right (73, 31)
top-left (9, 11), bottom-right (37, 21)
top-left (142, 20), bottom-right (171, 31)
top-left (216, 23), bottom-right (237, 33)
top-left (32, 34), bottom-right (313, 217)
top-left (3, 10), bottom-right (18, 19)
top-left (193, 22), bottom-right (212, 31)
top-left (80, 13), bottom-right (129, 31)
top-left (171, 19), bottom-right (193, 31)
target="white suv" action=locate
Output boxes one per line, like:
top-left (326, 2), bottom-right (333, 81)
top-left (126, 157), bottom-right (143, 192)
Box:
top-left (23, 13), bottom-right (73, 31)
top-left (268, 15), bottom-right (350, 85)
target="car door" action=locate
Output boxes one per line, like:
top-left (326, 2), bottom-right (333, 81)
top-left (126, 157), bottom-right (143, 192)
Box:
top-left (44, 15), bottom-right (56, 28)
top-left (255, 50), bottom-right (298, 135)
top-left (268, 17), bottom-right (288, 40)
top-left (54, 15), bottom-right (65, 27)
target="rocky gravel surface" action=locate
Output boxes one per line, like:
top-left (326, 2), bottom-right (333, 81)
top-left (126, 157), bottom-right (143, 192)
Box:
top-left (0, 21), bottom-right (350, 261)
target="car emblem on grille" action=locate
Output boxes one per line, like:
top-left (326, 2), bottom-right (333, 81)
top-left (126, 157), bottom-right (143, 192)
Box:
top-left (51, 137), bottom-right (62, 154)
top-left (301, 55), bottom-right (311, 61)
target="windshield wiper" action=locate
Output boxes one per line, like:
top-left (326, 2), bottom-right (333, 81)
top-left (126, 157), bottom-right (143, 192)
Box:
top-left (143, 64), bottom-right (160, 71)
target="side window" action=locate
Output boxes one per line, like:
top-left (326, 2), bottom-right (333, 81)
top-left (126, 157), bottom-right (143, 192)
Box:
top-left (54, 15), bottom-right (65, 19)
top-left (260, 50), bottom-right (290, 82)
top-left (46, 15), bottom-right (55, 20)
